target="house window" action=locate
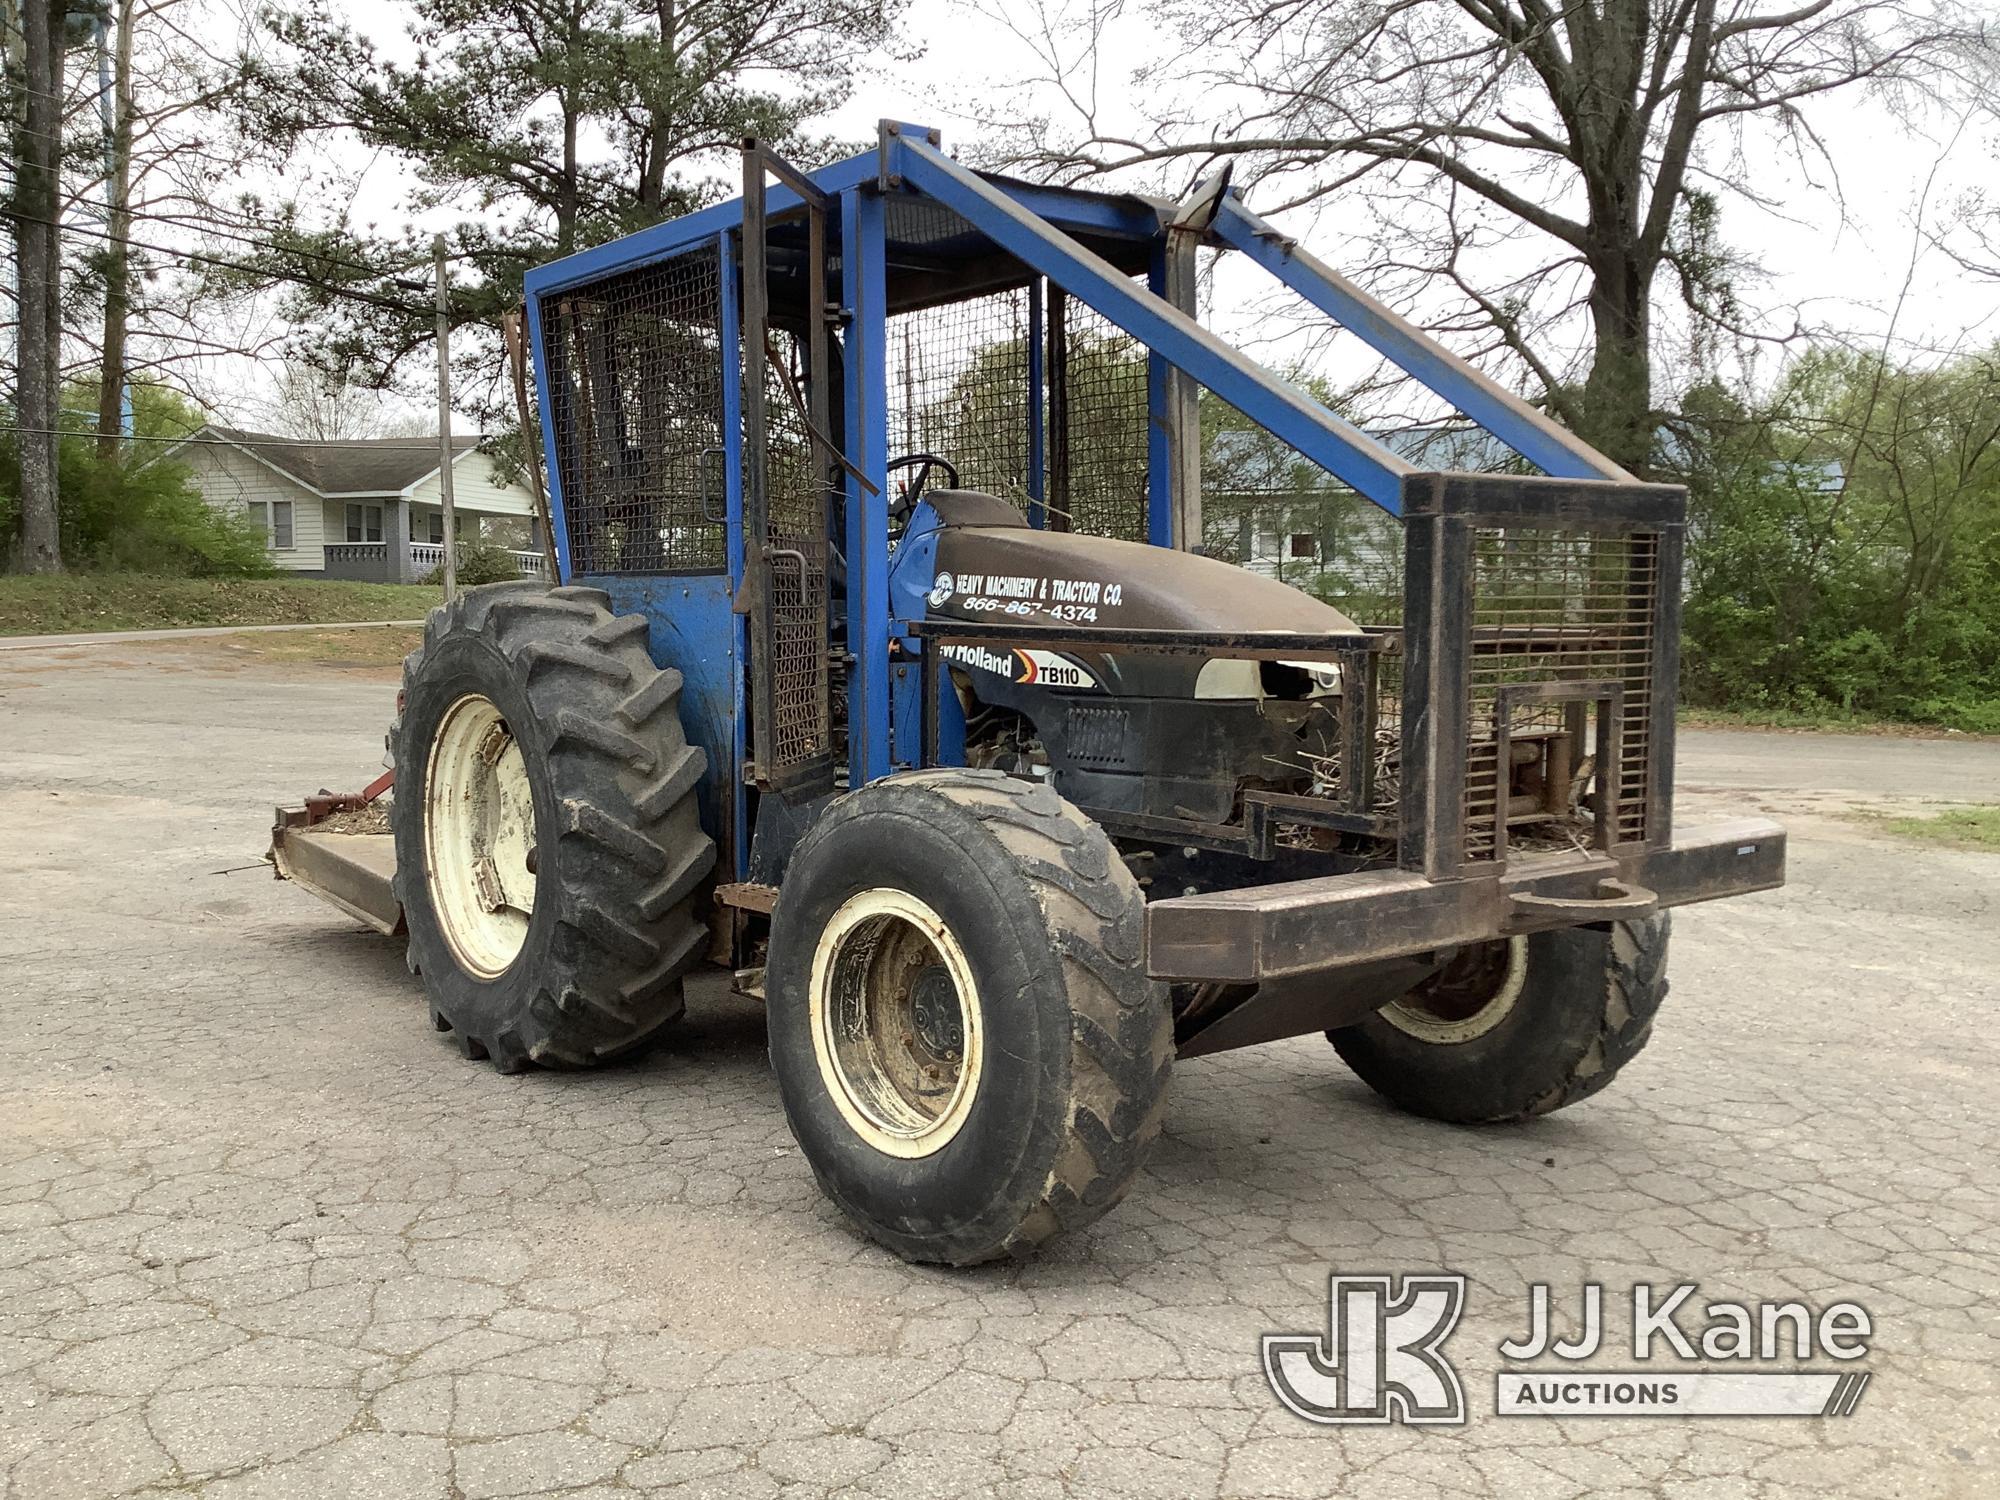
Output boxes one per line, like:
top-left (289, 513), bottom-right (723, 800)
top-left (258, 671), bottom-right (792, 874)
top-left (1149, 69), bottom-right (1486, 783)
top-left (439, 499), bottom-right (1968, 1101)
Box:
top-left (426, 513), bottom-right (444, 545)
top-left (345, 503), bottom-right (383, 543)
top-left (1289, 533), bottom-right (1317, 560)
top-left (247, 500), bottom-right (293, 550)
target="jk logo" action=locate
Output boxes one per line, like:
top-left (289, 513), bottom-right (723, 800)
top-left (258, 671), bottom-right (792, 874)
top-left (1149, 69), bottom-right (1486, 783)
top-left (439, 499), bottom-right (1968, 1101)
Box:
top-left (1262, 1274), bottom-right (1468, 1425)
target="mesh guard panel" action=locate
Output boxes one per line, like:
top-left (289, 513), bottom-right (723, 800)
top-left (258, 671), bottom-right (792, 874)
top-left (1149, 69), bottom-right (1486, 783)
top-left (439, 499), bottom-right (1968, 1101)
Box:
top-left (887, 289), bottom-right (1034, 504)
top-left (758, 328), bottom-right (833, 784)
top-left (542, 249), bottom-right (725, 575)
top-left (1058, 297), bottom-right (1150, 542)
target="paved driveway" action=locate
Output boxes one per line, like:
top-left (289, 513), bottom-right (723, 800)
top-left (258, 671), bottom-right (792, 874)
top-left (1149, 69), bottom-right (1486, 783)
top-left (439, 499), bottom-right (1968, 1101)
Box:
top-left (1, 642), bottom-right (1994, 1499)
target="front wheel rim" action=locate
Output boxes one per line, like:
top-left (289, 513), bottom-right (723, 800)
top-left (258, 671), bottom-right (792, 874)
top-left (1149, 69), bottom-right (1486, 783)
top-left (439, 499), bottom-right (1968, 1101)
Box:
top-left (808, 889), bottom-right (984, 1159)
top-left (1382, 936), bottom-right (1528, 1044)
top-left (424, 693), bottom-right (537, 979)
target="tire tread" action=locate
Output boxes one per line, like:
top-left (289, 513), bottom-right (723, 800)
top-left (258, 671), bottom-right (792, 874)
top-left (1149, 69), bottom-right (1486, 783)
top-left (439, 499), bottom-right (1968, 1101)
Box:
top-left (392, 584), bottom-right (714, 1071)
top-left (806, 769), bottom-right (1172, 1263)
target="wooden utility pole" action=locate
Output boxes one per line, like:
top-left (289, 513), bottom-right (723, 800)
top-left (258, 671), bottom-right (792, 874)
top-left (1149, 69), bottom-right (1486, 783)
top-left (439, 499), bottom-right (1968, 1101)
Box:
top-left (501, 308), bottom-right (561, 581)
top-left (433, 234), bottom-right (458, 600)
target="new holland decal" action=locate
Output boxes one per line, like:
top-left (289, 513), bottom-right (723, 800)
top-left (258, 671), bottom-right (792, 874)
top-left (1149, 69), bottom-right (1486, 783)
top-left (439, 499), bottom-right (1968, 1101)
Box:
top-left (941, 644), bottom-right (1100, 691)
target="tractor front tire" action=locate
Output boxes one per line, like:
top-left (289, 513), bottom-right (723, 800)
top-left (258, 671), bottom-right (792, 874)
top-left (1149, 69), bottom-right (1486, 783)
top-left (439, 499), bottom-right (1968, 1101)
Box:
top-left (765, 770), bottom-right (1173, 1265)
top-left (391, 581), bottom-right (715, 1071)
top-left (1327, 915), bottom-right (1671, 1124)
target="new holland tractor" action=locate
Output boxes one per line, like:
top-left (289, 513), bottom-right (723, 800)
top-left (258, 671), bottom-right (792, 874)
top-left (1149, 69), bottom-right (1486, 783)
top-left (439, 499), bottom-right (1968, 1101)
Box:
top-left (271, 125), bottom-right (1786, 1265)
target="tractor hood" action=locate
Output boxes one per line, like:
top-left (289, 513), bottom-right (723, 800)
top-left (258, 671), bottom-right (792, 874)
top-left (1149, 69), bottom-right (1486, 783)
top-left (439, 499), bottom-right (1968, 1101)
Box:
top-left (926, 526), bottom-right (1366, 637)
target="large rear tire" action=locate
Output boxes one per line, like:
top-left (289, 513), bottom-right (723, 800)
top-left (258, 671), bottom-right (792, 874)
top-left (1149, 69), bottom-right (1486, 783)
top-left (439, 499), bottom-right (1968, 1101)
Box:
top-left (765, 770), bottom-right (1173, 1264)
top-left (1327, 915), bottom-right (1671, 1123)
top-left (391, 581), bottom-right (715, 1071)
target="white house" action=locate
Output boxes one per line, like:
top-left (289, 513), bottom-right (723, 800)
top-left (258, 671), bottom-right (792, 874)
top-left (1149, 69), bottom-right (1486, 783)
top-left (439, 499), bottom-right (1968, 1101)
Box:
top-left (172, 425), bottom-right (548, 582)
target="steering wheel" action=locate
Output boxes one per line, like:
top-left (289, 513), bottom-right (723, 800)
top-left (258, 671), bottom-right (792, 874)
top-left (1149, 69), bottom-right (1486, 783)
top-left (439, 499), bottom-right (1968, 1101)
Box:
top-left (886, 453), bottom-right (961, 522)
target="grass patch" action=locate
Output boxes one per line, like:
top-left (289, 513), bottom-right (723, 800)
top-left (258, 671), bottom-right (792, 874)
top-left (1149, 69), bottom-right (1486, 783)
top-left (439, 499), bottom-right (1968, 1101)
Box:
top-left (0, 573), bottom-right (439, 635)
top-left (1882, 806), bottom-right (2000, 850)
top-left (201, 625), bottom-right (423, 669)
top-left (1679, 705), bottom-right (1992, 739)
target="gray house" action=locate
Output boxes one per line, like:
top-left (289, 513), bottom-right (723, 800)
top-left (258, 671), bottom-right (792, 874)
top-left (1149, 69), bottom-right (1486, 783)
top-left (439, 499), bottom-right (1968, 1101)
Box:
top-left (174, 425), bottom-right (547, 581)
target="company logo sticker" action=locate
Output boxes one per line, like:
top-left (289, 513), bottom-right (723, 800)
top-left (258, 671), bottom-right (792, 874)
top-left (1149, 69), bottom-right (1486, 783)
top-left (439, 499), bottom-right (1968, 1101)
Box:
top-left (926, 571), bottom-right (956, 608)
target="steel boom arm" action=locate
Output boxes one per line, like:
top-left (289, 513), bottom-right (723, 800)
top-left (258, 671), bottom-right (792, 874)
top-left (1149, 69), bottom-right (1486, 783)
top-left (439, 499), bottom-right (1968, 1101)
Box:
top-left (889, 135), bottom-right (1417, 514)
top-left (1209, 196), bottom-right (1630, 485)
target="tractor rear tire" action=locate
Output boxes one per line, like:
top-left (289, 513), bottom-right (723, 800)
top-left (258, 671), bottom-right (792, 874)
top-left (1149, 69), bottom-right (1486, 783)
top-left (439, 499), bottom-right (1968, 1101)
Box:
top-left (764, 769), bottom-right (1173, 1265)
top-left (1326, 915), bottom-right (1671, 1124)
top-left (390, 581), bottom-right (715, 1071)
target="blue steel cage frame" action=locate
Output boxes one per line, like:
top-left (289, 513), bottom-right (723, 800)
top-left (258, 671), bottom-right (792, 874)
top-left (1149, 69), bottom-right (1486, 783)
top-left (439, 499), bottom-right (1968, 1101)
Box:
top-left (522, 122), bottom-right (1661, 879)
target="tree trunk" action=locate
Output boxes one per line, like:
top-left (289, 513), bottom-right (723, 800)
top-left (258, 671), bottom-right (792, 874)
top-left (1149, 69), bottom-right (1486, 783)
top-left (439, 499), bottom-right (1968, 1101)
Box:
top-left (1579, 249), bottom-right (1655, 477)
top-left (14, 0), bottom-right (64, 572)
top-left (96, 0), bottom-right (136, 463)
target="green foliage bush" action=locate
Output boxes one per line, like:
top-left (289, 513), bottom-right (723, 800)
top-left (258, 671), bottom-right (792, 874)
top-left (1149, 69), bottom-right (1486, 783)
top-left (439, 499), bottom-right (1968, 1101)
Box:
top-left (3, 382), bottom-right (274, 578)
top-left (65, 455), bottom-right (275, 577)
top-left (419, 539), bottom-right (522, 587)
top-left (1670, 349), bottom-right (2000, 733)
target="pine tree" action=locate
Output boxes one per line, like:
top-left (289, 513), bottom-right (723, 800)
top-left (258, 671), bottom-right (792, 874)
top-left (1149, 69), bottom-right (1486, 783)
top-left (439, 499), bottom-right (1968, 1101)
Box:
top-left (239, 0), bottom-right (904, 414)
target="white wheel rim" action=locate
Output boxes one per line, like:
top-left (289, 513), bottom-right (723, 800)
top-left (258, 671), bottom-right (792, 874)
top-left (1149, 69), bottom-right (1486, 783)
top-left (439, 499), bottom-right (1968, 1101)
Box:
top-left (808, 888), bottom-right (984, 1159)
top-left (1382, 936), bottom-right (1528, 1044)
top-left (424, 693), bottom-right (537, 979)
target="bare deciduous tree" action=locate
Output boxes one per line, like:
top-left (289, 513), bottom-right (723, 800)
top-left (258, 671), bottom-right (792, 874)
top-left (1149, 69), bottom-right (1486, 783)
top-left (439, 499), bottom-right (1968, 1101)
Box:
top-left (260, 363), bottom-right (427, 440)
top-left (977, 0), bottom-right (1996, 473)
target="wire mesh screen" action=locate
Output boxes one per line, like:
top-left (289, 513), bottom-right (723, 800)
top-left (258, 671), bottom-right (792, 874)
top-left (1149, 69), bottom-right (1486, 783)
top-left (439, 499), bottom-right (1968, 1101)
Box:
top-left (1201, 403), bottom-right (1405, 623)
top-left (1054, 292), bottom-right (1150, 540)
top-left (881, 280), bottom-right (1150, 540)
top-left (757, 327), bottom-right (832, 774)
top-left (541, 248), bottom-right (725, 574)
top-left (1373, 642), bottom-right (1404, 818)
top-left (886, 289), bottom-right (1035, 504)
top-left (1462, 528), bottom-right (1662, 861)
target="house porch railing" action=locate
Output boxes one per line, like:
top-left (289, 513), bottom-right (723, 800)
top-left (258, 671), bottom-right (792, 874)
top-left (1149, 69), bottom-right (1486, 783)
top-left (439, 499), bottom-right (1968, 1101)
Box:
top-left (407, 542), bottom-right (548, 579)
top-left (321, 542), bottom-right (547, 582)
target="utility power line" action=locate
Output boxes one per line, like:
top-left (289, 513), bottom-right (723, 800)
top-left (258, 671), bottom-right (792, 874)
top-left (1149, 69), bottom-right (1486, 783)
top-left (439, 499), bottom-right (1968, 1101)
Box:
top-left (0, 207), bottom-right (448, 315)
top-left (0, 423), bottom-right (488, 450)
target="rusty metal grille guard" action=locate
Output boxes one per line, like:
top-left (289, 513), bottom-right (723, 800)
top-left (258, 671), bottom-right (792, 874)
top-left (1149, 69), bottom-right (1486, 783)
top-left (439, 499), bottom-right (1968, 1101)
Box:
top-left (903, 472), bottom-right (1778, 985)
top-left (911, 473), bottom-right (1686, 877)
top-left (1397, 473), bottom-right (1685, 880)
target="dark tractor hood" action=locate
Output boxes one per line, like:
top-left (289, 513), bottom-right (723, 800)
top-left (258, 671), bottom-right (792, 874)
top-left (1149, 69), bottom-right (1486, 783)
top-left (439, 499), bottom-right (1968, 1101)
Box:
top-left (929, 527), bottom-right (1366, 637)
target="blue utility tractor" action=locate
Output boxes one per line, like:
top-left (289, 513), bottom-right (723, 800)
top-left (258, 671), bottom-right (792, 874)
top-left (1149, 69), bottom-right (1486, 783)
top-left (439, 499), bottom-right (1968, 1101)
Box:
top-left (271, 126), bottom-right (1785, 1264)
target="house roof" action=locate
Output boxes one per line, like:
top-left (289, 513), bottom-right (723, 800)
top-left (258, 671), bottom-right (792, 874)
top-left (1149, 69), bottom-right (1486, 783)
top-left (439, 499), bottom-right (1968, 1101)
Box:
top-left (198, 424), bottom-right (481, 497)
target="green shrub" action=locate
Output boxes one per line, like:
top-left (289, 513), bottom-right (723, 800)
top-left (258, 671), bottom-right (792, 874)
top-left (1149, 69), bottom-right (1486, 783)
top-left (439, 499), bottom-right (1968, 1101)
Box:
top-left (76, 464), bottom-right (276, 577)
top-left (3, 383), bottom-right (274, 578)
top-left (419, 539), bottom-right (523, 587)
top-left (1672, 349), bottom-right (2000, 734)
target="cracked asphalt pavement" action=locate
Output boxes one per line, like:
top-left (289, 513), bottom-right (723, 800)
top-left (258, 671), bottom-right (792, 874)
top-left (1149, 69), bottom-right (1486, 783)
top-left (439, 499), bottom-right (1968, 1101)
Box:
top-left (1, 640), bottom-right (1995, 1499)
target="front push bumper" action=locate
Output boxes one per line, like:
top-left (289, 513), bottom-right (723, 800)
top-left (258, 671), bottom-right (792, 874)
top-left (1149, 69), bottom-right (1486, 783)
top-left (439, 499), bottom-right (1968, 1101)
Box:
top-left (1145, 817), bottom-right (1785, 984)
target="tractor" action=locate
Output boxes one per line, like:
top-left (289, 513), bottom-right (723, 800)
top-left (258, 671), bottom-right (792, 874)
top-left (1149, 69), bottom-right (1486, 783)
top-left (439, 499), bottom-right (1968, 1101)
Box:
top-left (271, 125), bottom-right (1785, 1265)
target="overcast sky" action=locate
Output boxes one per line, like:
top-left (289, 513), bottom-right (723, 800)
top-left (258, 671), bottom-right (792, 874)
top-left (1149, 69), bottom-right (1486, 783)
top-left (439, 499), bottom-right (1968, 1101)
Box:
top-left (238, 0), bottom-right (1998, 425)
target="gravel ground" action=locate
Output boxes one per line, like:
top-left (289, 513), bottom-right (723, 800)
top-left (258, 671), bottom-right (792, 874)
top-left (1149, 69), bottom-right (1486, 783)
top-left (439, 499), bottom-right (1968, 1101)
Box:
top-left (0, 641), bottom-right (1994, 1500)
